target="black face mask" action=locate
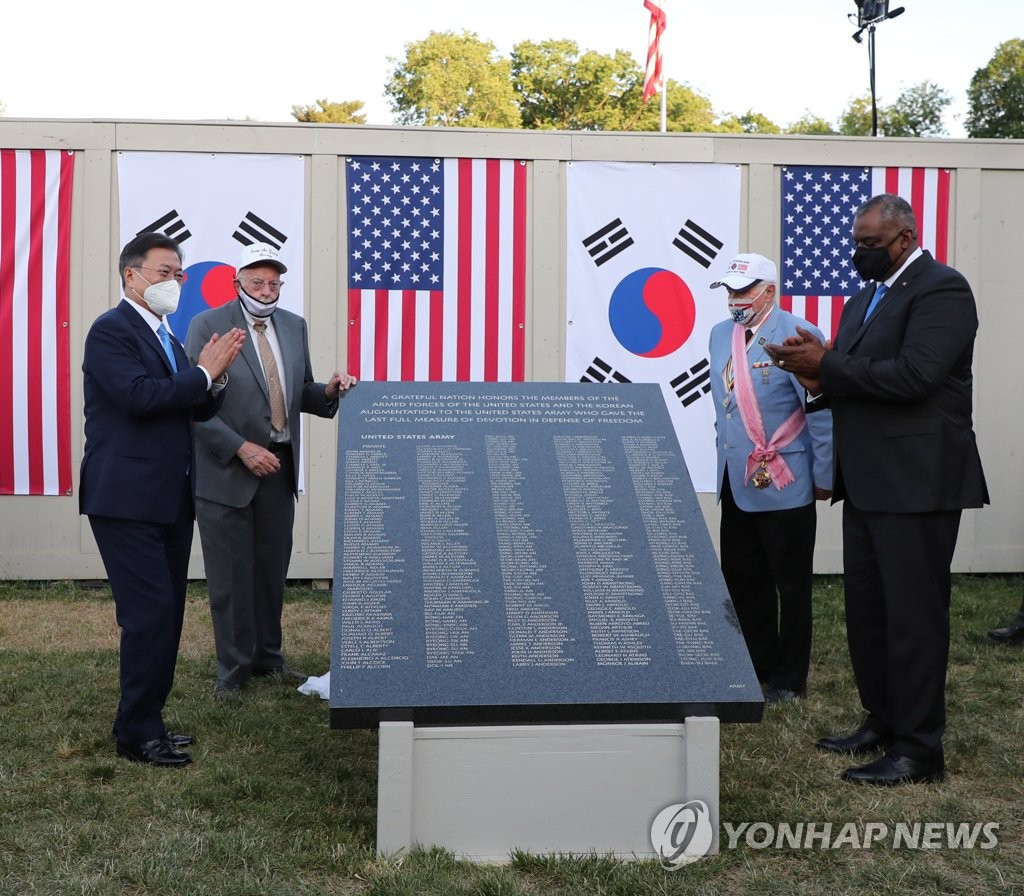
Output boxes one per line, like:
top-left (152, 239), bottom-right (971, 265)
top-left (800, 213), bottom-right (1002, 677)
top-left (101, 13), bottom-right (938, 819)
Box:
top-left (852, 231), bottom-right (904, 281)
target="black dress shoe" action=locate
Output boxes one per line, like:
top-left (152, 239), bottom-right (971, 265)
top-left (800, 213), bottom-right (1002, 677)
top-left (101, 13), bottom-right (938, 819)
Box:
top-left (166, 732), bottom-right (194, 747)
top-left (763, 686), bottom-right (806, 704)
top-left (816, 725), bottom-right (889, 755)
top-left (842, 752), bottom-right (944, 785)
top-left (116, 737), bottom-right (192, 767)
top-left (987, 619), bottom-right (1024, 643)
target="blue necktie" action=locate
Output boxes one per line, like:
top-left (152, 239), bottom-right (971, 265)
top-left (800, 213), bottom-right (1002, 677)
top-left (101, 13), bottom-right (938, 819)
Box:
top-left (863, 283), bottom-right (888, 322)
top-left (157, 323), bottom-right (178, 372)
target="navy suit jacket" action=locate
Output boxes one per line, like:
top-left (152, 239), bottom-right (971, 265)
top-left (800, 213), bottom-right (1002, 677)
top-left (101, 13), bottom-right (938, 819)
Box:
top-left (819, 251), bottom-right (988, 513)
top-left (80, 299), bottom-right (222, 524)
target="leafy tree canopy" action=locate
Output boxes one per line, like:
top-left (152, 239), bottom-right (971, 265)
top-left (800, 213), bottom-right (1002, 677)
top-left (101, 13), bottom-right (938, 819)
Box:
top-left (884, 81), bottom-right (951, 137)
top-left (718, 110), bottom-right (782, 134)
top-left (966, 38), bottom-right (1024, 138)
top-left (291, 99), bottom-right (366, 124)
top-left (385, 30), bottom-right (520, 128)
top-left (785, 113), bottom-right (837, 136)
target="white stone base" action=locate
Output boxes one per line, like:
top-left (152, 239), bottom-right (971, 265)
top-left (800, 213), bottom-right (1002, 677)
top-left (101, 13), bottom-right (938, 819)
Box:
top-left (376, 717), bottom-right (720, 862)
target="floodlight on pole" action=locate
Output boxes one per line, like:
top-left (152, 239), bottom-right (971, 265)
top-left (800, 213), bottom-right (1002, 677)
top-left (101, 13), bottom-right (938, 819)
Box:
top-left (849, 2), bottom-right (906, 136)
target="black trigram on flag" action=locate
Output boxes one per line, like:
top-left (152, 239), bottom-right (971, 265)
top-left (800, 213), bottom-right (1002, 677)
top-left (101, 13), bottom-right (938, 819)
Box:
top-left (672, 219), bottom-right (723, 269)
top-left (579, 356), bottom-right (632, 385)
top-left (671, 358), bottom-right (711, 407)
top-left (136, 209), bottom-right (191, 244)
top-left (233, 212), bottom-right (288, 249)
top-left (582, 218), bottom-right (634, 267)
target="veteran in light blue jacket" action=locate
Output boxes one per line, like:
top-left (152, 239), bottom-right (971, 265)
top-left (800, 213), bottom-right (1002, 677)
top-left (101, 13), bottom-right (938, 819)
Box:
top-left (707, 253), bottom-right (832, 704)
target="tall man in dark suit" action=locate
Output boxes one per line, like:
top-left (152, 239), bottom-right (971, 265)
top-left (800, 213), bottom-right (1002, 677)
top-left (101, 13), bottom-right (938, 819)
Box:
top-left (81, 232), bottom-right (245, 767)
top-left (185, 243), bottom-right (356, 700)
top-left (766, 194), bottom-right (988, 785)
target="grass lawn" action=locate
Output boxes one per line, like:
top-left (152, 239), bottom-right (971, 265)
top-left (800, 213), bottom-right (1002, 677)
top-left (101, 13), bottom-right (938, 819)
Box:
top-left (1, 575), bottom-right (1022, 895)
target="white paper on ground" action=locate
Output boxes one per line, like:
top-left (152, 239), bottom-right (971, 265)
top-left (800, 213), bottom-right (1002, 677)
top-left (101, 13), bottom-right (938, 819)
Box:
top-left (297, 671), bottom-right (330, 700)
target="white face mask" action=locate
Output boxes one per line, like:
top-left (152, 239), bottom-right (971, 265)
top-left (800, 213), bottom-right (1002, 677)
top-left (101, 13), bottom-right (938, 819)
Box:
top-left (132, 271), bottom-right (180, 317)
top-left (728, 285), bottom-right (768, 326)
top-left (238, 288), bottom-right (278, 319)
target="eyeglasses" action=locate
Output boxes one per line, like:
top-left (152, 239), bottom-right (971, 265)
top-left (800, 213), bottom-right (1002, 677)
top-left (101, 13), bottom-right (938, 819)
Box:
top-left (239, 278), bottom-right (284, 292)
top-left (133, 265), bottom-right (185, 283)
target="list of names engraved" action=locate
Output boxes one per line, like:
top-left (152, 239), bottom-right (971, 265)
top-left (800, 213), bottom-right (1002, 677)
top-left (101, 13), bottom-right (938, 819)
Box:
top-left (486, 434), bottom-right (572, 667)
top-left (624, 435), bottom-right (722, 667)
top-left (339, 447), bottom-right (408, 669)
top-left (554, 434), bottom-right (651, 666)
top-left (417, 445), bottom-right (486, 668)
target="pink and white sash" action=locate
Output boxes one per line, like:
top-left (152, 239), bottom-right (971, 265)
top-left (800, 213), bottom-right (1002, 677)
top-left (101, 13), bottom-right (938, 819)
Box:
top-left (731, 323), bottom-right (806, 491)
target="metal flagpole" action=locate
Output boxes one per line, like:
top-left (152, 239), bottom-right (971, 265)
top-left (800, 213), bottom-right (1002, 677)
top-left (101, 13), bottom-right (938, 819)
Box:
top-left (660, 0), bottom-right (667, 132)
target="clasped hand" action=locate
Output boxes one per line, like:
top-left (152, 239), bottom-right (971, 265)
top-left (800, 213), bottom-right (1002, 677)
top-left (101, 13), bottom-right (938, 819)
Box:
top-left (764, 326), bottom-right (832, 393)
top-left (196, 328), bottom-right (246, 381)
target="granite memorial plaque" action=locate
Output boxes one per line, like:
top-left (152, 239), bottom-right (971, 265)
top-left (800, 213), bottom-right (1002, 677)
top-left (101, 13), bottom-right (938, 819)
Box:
top-left (330, 382), bottom-right (763, 728)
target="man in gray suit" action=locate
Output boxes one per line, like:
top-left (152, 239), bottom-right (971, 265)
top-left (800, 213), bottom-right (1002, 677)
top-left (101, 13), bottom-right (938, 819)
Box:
top-left (185, 243), bottom-right (356, 699)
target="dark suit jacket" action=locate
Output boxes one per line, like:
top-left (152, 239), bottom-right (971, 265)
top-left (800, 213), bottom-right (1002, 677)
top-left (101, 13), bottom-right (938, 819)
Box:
top-left (80, 299), bottom-right (222, 524)
top-left (819, 251), bottom-right (988, 513)
top-left (184, 300), bottom-right (338, 507)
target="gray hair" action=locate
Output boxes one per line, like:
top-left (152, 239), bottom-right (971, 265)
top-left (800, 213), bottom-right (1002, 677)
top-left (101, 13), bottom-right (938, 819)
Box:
top-left (855, 193), bottom-right (918, 239)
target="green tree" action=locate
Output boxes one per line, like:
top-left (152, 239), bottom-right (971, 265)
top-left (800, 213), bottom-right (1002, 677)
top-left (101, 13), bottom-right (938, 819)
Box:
top-left (966, 38), bottom-right (1024, 138)
top-left (385, 31), bottom-right (520, 128)
top-left (511, 39), bottom-right (641, 131)
top-left (839, 81), bottom-right (953, 137)
top-left (291, 99), bottom-right (366, 124)
top-left (785, 113), bottom-right (836, 135)
top-left (838, 95), bottom-right (876, 136)
top-left (511, 39), bottom-right (722, 133)
top-left (717, 110), bottom-right (782, 134)
top-left (884, 81), bottom-right (951, 137)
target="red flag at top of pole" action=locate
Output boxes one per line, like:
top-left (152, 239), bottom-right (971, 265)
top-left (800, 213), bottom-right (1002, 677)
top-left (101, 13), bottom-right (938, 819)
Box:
top-left (643, 0), bottom-right (667, 103)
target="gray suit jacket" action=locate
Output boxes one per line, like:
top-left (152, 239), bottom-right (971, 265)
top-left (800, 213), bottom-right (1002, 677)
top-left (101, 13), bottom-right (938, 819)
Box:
top-left (184, 299), bottom-right (338, 507)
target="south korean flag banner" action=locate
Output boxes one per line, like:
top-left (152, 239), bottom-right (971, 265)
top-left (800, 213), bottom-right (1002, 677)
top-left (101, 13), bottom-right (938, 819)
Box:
top-left (117, 152), bottom-right (305, 339)
top-left (117, 151), bottom-right (306, 487)
top-left (566, 162), bottom-right (741, 492)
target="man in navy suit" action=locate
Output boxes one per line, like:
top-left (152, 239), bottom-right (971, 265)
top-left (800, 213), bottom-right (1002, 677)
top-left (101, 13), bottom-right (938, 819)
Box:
top-left (708, 253), bottom-right (832, 704)
top-left (81, 232), bottom-right (245, 767)
top-left (767, 194), bottom-right (988, 785)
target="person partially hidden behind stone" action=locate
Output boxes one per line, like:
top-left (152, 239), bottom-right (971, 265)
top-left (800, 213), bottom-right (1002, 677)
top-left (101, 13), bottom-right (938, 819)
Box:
top-left (708, 253), bottom-right (833, 705)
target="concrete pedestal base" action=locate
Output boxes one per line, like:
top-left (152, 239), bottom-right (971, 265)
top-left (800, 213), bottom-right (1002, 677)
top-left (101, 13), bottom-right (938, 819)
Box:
top-left (376, 717), bottom-right (720, 861)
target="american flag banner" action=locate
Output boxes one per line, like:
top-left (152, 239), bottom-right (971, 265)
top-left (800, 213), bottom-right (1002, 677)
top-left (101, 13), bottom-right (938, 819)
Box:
top-left (346, 157), bottom-right (527, 383)
top-left (643, 0), bottom-right (667, 103)
top-left (0, 150), bottom-right (75, 496)
top-left (780, 165), bottom-right (952, 340)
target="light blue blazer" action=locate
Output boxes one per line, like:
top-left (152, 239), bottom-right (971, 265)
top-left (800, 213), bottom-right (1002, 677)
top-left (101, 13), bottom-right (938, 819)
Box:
top-left (709, 306), bottom-right (832, 512)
